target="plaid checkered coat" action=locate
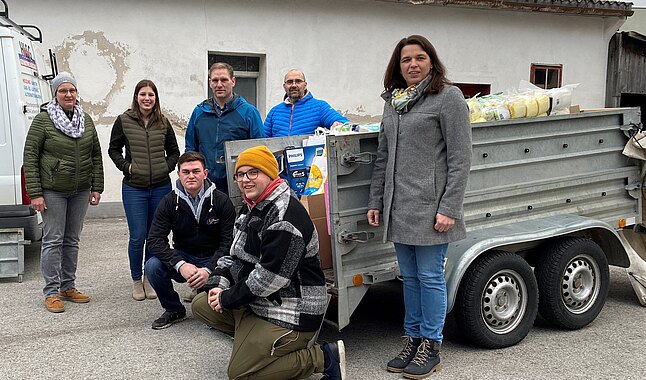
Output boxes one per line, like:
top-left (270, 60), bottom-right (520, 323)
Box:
top-left (207, 181), bottom-right (327, 332)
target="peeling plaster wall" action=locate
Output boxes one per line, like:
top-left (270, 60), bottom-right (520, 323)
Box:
top-left (12, 0), bottom-right (621, 203)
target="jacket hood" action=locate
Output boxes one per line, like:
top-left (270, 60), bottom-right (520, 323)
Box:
top-left (173, 178), bottom-right (218, 221)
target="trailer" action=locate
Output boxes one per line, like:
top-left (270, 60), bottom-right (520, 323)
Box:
top-left (224, 107), bottom-right (646, 348)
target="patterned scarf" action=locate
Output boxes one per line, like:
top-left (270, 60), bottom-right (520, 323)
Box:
top-left (390, 75), bottom-right (432, 114)
top-left (46, 99), bottom-right (85, 138)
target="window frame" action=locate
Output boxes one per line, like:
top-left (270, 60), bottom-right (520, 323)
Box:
top-left (530, 63), bottom-right (563, 89)
top-left (207, 52), bottom-right (265, 113)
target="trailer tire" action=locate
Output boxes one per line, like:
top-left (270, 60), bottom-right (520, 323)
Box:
top-left (455, 250), bottom-right (538, 348)
top-left (535, 237), bottom-right (609, 330)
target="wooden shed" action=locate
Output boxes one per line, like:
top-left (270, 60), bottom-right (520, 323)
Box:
top-left (606, 31), bottom-right (646, 125)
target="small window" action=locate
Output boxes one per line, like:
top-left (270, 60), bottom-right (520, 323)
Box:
top-left (207, 53), bottom-right (261, 107)
top-left (454, 83), bottom-right (491, 99)
top-left (530, 64), bottom-right (562, 89)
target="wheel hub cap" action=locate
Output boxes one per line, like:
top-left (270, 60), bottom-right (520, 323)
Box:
top-left (561, 255), bottom-right (600, 314)
top-left (482, 270), bottom-right (527, 334)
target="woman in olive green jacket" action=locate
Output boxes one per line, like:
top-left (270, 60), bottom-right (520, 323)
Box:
top-left (108, 79), bottom-right (179, 301)
top-left (23, 72), bottom-right (104, 313)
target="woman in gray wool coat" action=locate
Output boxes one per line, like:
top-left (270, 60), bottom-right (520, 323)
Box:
top-left (367, 35), bottom-right (472, 379)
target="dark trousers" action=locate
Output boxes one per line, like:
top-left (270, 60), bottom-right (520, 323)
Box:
top-left (144, 249), bottom-right (210, 312)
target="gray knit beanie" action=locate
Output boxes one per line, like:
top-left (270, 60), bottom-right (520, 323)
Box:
top-left (51, 72), bottom-right (77, 92)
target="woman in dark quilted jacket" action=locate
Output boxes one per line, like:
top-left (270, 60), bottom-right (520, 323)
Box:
top-left (108, 80), bottom-right (180, 301)
top-left (23, 71), bottom-right (104, 313)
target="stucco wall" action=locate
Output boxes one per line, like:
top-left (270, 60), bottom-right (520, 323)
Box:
top-left (11, 0), bottom-right (625, 204)
top-left (621, 8), bottom-right (646, 34)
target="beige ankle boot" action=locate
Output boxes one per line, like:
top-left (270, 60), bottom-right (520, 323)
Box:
top-left (143, 275), bottom-right (157, 300)
top-left (132, 280), bottom-right (145, 301)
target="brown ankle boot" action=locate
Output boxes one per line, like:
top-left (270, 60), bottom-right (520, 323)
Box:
top-left (45, 296), bottom-right (65, 313)
top-left (59, 288), bottom-right (90, 303)
top-left (143, 276), bottom-right (157, 300)
top-left (132, 280), bottom-right (145, 301)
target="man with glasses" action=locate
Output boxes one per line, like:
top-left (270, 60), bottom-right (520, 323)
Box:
top-left (185, 62), bottom-right (265, 195)
top-left (192, 145), bottom-right (346, 380)
top-left (144, 151), bottom-right (236, 330)
top-left (264, 69), bottom-right (348, 137)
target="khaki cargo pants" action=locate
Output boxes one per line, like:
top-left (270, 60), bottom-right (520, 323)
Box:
top-left (192, 292), bottom-right (325, 380)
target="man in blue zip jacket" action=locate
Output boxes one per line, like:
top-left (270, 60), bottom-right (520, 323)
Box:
top-left (185, 62), bottom-right (265, 195)
top-left (264, 69), bottom-right (348, 137)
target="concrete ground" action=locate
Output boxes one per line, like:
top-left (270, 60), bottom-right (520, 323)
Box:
top-left (1, 217), bottom-right (645, 379)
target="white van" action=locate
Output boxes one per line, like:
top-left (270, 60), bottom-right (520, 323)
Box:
top-left (0, 5), bottom-right (55, 241)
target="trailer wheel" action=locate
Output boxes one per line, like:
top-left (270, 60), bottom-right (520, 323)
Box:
top-left (535, 237), bottom-right (609, 329)
top-left (455, 250), bottom-right (538, 348)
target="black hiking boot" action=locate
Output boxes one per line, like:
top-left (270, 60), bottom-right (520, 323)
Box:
top-left (387, 336), bottom-right (422, 373)
top-left (402, 338), bottom-right (442, 379)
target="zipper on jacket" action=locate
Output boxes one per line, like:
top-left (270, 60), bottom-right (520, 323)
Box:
top-left (145, 124), bottom-right (153, 186)
top-left (288, 103), bottom-right (295, 136)
top-left (74, 138), bottom-right (80, 191)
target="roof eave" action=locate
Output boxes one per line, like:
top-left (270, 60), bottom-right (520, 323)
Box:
top-left (376, 0), bottom-right (634, 18)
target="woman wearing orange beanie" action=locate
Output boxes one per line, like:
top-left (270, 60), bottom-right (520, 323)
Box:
top-left (192, 145), bottom-right (346, 379)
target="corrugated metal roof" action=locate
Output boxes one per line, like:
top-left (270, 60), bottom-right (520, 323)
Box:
top-left (377, 0), bottom-right (634, 17)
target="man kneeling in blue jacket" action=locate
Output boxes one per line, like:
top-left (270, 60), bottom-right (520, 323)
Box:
top-left (145, 151), bottom-right (236, 330)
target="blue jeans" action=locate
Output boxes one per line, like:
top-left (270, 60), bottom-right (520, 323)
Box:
top-left (122, 182), bottom-right (172, 280)
top-left (144, 250), bottom-right (211, 313)
top-left (40, 189), bottom-right (90, 297)
top-left (395, 242), bottom-right (448, 342)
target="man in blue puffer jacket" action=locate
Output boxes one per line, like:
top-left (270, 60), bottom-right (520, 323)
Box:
top-left (264, 69), bottom-right (348, 137)
top-left (186, 62), bottom-right (265, 195)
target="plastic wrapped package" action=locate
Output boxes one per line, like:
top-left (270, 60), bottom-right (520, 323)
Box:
top-left (536, 94), bottom-right (550, 115)
top-left (547, 86), bottom-right (573, 115)
top-left (507, 97), bottom-right (527, 119)
top-left (523, 95), bottom-right (539, 117)
top-left (303, 149), bottom-right (327, 196)
top-left (481, 104), bottom-right (510, 121)
top-left (330, 122), bottom-right (380, 134)
top-left (467, 96), bottom-right (483, 123)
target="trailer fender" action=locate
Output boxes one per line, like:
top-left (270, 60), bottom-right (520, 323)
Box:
top-left (446, 214), bottom-right (631, 313)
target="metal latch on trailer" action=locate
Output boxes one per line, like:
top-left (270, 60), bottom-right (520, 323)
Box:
top-left (338, 231), bottom-right (375, 244)
top-left (341, 152), bottom-right (376, 166)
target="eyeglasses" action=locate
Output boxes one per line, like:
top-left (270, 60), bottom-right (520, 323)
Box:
top-left (284, 79), bottom-right (304, 85)
top-left (233, 169), bottom-right (259, 182)
top-left (57, 89), bottom-right (77, 95)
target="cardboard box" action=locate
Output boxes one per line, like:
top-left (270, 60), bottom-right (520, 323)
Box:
top-left (312, 217), bottom-right (332, 269)
top-left (301, 194), bottom-right (332, 269)
top-left (300, 194), bottom-right (326, 219)
top-left (569, 104), bottom-right (581, 113)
